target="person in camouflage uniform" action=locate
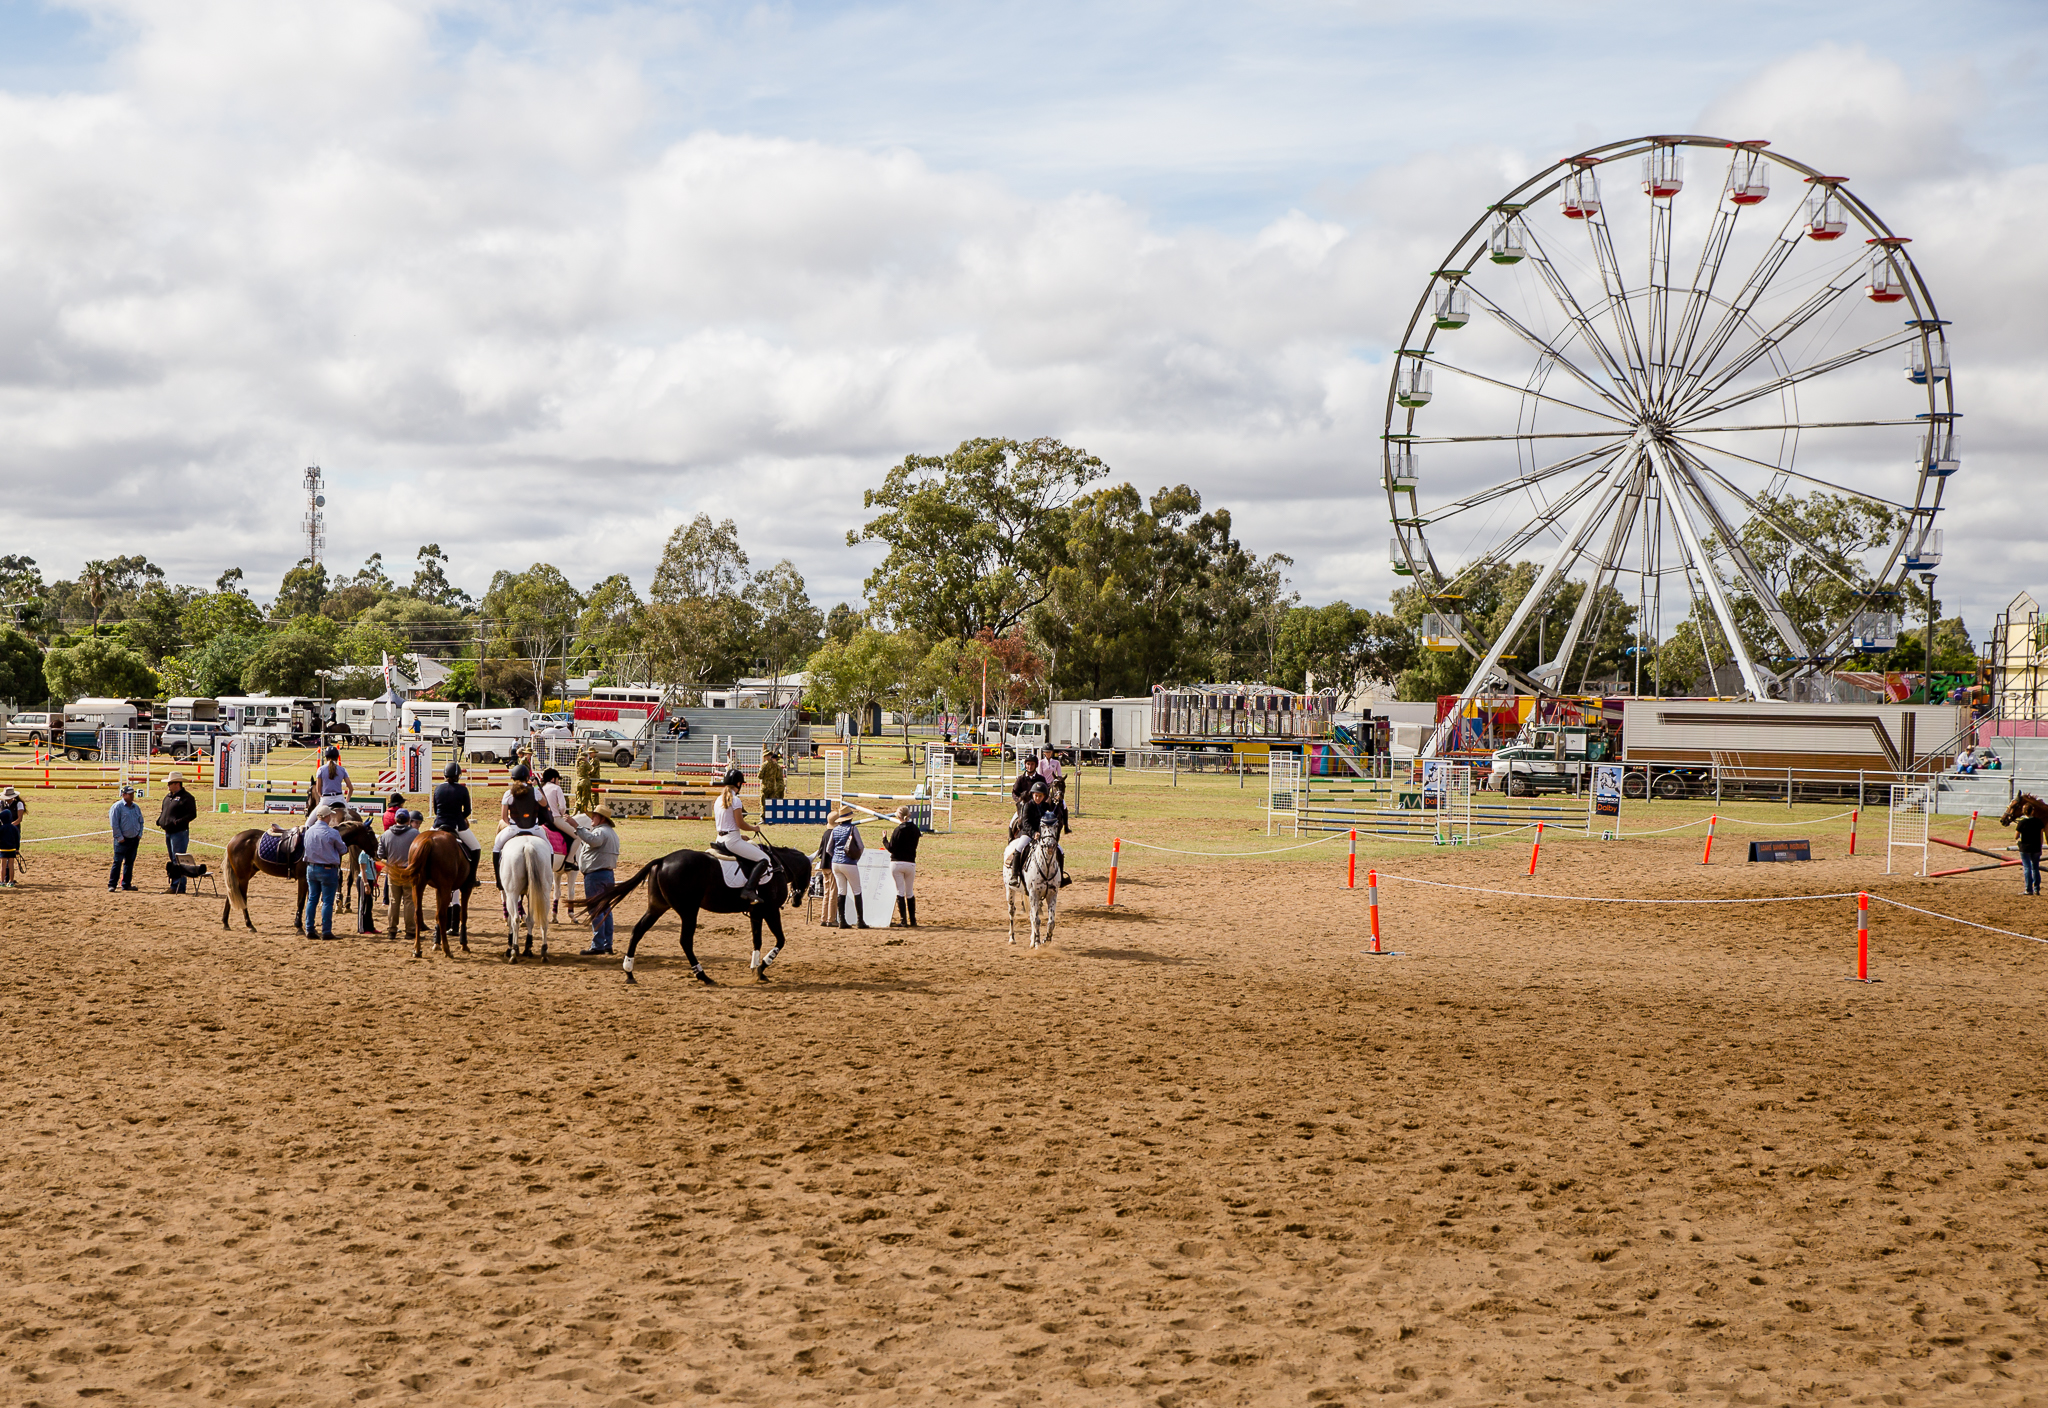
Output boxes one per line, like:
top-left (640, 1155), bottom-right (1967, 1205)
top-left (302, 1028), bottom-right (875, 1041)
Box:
top-left (573, 743), bottom-right (602, 815)
top-left (758, 751), bottom-right (786, 801)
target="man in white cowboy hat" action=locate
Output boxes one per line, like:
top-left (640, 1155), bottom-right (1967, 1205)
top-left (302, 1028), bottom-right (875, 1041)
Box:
top-left (156, 770), bottom-right (199, 894)
top-left (108, 785), bottom-right (144, 891)
top-left (568, 804), bottom-right (621, 955)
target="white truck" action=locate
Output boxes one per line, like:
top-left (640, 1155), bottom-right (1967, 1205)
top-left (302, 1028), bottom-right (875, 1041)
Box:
top-left (981, 715), bottom-right (1051, 759)
top-left (216, 695), bottom-right (326, 745)
top-left (1617, 698), bottom-right (1972, 799)
top-left (464, 707), bottom-right (533, 763)
top-left (333, 698), bottom-right (399, 744)
top-left (1048, 697), bottom-right (1153, 756)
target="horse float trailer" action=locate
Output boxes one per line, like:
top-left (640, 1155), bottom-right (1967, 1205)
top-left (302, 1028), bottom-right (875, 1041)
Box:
top-left (464, 707), bottom-right (533, 763)
top-left (1617, 699), bottom-right (1971, 799)
top-left (332, 698), bottom-right (398, 744)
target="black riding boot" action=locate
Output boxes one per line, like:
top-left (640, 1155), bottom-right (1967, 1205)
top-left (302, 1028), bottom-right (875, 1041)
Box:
top-left (853, 894), bottom-right (868, 929)
top-left (490, 850), bottom-right (502, 888)
top-left (465, 846), bottom-right (480, 889)
top-left (906, 897), bottom-right (917, 927)
top-left (741, 859), bottom-right (770, 905)
top-left (893, 896), bottom-right (906, 925)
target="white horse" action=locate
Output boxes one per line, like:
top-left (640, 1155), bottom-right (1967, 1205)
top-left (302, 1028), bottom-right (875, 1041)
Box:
top-left (499, 832), bottom-right (554, 963)
top-left (1005, 813), bottom-right (1062, 948)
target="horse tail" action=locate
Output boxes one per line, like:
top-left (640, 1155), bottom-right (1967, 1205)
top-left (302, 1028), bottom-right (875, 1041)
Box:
top-left (570, 856), bottom-right (655, 919)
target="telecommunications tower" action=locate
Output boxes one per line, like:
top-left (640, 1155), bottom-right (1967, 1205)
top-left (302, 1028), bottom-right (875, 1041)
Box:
top-left (302, 464), bottom-right (326, 567)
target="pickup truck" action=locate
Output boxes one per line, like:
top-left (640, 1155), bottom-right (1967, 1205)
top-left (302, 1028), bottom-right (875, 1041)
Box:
top-left (1487, 725), bottom-right (1609, 796)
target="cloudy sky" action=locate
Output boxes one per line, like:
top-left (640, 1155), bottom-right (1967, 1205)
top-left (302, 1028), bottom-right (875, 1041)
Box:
top-left (1, 0), bottom-right (2043, 636)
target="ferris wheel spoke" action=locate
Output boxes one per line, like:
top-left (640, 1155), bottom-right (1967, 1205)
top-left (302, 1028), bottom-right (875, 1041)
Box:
top-left (1646, 441), bottom-right (1774, 698)
top-left (1677, 419), bottom-right (1922, 433)
top-left (1430, 469), bottom-right (1612, 581)
top-left (1426, 359), bottom-right (1635, 424)
top-left (1663, 451), bottom-right (1812, 660)
top-left (1415, 442), bottom-right (1629, 525)
top-left (1424, 458), bottom-right (1639, 752)
top-left (1669, 433), bottom-right (1916, 512)
top-left (1580, 211), bottom-right (1651, 396)
top-left (1678, 327), bottom-right (1920, 425)
top-left (1536, 460), bottom-right (1649, 687)
top-left (1406, 430), bottom-right (1632, 444)
top-left (1671, 264), bottom-right (1865, 415)
top-left (1463, 286), bottom-right (1635, 413)
top-left (1682, 460), bottom-right (1881, 597)
top-left (1661, 192), bottom-right (1811, 414)
top-left (1508, 232), bottom-right (1642, 400)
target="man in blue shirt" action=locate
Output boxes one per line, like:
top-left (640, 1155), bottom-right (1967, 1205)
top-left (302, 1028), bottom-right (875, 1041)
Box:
top-left (108, 785), bottom-right (144, 891)
top-left (302, 804), bottom-right (348, 939)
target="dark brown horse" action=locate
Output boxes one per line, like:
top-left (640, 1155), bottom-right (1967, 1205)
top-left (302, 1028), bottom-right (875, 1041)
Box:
top-left (220, 817), bottom-right (379, 933)
top-left (393, 830), bottom-right (479, 959)
top-left (572, 844), bottom-right (811, 985)
top-left (1999, 793), bottom-right (2048, 827)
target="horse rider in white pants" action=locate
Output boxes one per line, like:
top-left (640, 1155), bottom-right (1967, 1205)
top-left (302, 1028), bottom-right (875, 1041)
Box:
top-left (1005, 777), bottom-right (1073, 888)
top-left (713, 767), bottom-right (773, 903)
top-left (433, 761), bottom-right (483, 885)
top-left (492, 762), bottom-right (577, 886)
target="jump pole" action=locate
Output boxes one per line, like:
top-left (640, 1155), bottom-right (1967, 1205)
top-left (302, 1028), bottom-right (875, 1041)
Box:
top-left (1362, 868), bottom-right (1399, 957)
top-left (1527, 821), bottom-right (1544, 876)
top-left (1347, 829), bottom-right (1357, 889)
top-left (1701, 814), bottom-right (1718, 865)
top-left (1848, 808), bottom-right (1859, 857)
top-left (1106, 837), bottom-right (1121, 908)
top-left (1846, 892), bottom-right (1880, 983)
top-left (1966, 810), bottom-right (1978, 852)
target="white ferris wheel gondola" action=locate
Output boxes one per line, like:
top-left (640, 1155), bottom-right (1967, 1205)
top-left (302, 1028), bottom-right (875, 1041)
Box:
top-left (1382, 134), bottom-right (1956, 745)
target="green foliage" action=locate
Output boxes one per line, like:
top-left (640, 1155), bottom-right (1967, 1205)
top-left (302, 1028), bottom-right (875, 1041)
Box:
top-left (481, 564), bottom-right (584, 706)
top-left (273, 559), bottom-right (329, 618)
top-left (748, 560), bottom-right (824, 674)
top-left (1272, 603), bottom-right (1415, 698)
top-left (240, 631), bottom-right (339, 696)
top-left (0, 555), bottom-right (50, 638)
top-left (646, 517), bottom-right (755, 691)
top-left (407, 544), bottom-right (473, 609)
top-left (824, 603), bottom-right (861, 646)
top-left (576, 574), bottom-right (645, 683)
top-left (285, 613), bottom-right (344, 645)
top-left (804, 628), bottom-right (926, 763)
top-left (1388, 564), bottom-right (1637, 702)
top-left (43, 635), bottom-right (158, 702)
top-left (181, 590), bottom-right (265, 648)
top-left (353, 596), bottom-right (470, 658)
top-left (0, 626), bottom-right (46, 706)
top-left (851, 436), bottom-right (1108, 640)
top-left (1731, 491), bottom-right (1904, 657)
top-left (171, 632), bottom-right (264, 698)
top-left (123, 583), bottom-right (202, 663)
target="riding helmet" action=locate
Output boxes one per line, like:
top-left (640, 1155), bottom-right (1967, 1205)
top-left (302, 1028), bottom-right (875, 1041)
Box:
top-left (443, 761), bottom-right (462, 781)
top-left (510, 763), bottom-right (533, 783)
top-left (721, 767), bottom-right (745, 789)
top-left (324, 745), bottom-right (340, 761)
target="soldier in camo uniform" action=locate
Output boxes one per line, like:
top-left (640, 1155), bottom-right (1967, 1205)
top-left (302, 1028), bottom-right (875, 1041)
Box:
top-left (574, 743), bottom-right (602, 815)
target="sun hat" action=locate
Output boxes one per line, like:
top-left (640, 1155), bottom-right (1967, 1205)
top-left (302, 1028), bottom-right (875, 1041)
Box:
top-left (591, 804), bottom-right (613, 824)
top-left (165, 771), bottom-right (186, 784)
top-left (1, 786), bottom-right (17, 799)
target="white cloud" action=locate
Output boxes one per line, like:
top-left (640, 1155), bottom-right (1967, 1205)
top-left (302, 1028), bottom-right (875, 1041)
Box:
top-left (0, 6), bottom-right (2038, 646)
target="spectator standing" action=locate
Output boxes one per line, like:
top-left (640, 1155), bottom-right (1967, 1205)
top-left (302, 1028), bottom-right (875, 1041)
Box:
top-left (825, 806), bottom-right (868, 929)
top-left (378, 810), bottom-right (422, 942)
top-left (157, 771), bottom-right (199, 893)
top-left (758, 751), bottom-right (786, 801)
top-left (573, 744), bottom-right (602, 814)
top-left (2015, 804), bottom-right (2046, 897)
top-left (0, 786), bottom-right (22, 888)
top-left (108, 785), bottom-right (144, 891)
top-left (570, 805), bottom-right (621, 955)
top-left (885, 804), bottom-right (920, 927)
top-left (302, 805), bottom-right (346, 939)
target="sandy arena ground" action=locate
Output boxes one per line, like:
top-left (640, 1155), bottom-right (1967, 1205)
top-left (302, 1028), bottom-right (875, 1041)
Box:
top-left (2, 816), bottom-right (2046, 1404)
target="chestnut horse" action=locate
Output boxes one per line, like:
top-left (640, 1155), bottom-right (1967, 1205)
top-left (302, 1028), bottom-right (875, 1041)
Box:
top-left (220, 816), bottom-right (379, 933)
top-left (392, 830), bottom-right (480, 959)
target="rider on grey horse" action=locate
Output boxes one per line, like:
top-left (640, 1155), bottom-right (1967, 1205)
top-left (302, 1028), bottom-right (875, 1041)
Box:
top-left (1005, 776), bottom-right (1073, 888)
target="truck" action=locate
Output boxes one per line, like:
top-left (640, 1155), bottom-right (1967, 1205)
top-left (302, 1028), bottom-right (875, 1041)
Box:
top-left (60, 698), bottom-right (139, 760)
top-left (1487, 724), bottom-right (1612, 796)
top-left (980, 715), bottom-right (1051, 760)
top-left (464, 707), bottom-right (532, 763)
top-left (216, 695), bottom-right (327, 745)
top-left (332, 698), bottom-right (399, 744)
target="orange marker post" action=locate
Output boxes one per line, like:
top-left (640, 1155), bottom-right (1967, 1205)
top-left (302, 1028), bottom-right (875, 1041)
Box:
top-left (1701, 814), bottom-right (1718, 865)
top-left (1362, 868), bottom-right (1399, 957)
top-left (1106, 837), bottom-right (1121, 908)
top-left (1846, 892), bottom-right (1879, 983)
top-left (1966, 810), bottom-right (1979, 853)
top-left (1527, 820), bottom-right (1544, 877)
top-left (1347, 829), bottom-right (1357, 889)
top-left (1848, 808), bottom-right (1859, 856)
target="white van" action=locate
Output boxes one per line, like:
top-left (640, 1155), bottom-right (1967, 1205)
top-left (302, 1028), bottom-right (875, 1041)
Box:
top-left (333, 698), bottom-right (398, 744)
top-left (464, 707), bottom-right (532, 763)
top-left (401, 700), bottom-right (468, 743)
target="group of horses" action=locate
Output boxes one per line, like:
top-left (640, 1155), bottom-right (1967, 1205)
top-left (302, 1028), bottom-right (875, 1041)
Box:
top-left (214, 783), bottom-right (1073, 984)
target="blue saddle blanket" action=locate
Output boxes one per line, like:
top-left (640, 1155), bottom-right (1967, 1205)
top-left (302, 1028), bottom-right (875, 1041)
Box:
top-left (257, 828), bottom-right (301, 867)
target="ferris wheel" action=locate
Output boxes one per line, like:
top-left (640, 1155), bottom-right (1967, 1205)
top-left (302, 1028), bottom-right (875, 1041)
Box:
top-left (1384, 134), bottom-right (1955, 718)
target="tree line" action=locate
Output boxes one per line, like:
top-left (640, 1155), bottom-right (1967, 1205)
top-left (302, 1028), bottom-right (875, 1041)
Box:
top-left (0, 443), bottom-right (1976, 716)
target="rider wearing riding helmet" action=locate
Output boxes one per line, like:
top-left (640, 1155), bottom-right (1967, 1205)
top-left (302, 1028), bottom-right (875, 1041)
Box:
top-left (309, 745), bottom-right (353, 814)
top-left (433, 760), bottom-right (482, 885)
top-left (1005, 777), bottom-right (1073, 888)
top-left (714, 767), bottom-right (774, 903)
top-left (492, 761), bottom-right (578, 887)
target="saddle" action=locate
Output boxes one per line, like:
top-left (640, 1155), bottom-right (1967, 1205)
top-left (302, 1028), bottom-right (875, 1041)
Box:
top-left (257, 826), bottom-right (302, 868)
top-left (707, 842), bottom-right (776, 893)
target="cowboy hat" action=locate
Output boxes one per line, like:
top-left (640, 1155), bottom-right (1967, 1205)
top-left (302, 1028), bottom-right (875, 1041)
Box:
top-left (165, 771), bottom-right (186, 784)
top-left (1, 786), bottom-right (17, 799)
top-left (590, 804), bottom-right (614, 824)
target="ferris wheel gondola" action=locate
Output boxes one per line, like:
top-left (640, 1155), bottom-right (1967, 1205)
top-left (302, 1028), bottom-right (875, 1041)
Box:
top-left (1383, 134), bottom-right (1956, 736)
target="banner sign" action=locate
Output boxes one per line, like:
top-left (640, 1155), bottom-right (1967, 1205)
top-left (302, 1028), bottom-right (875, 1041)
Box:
top-left (399, 740), bottom-right (433, 795)
top-left (1594, 764), bottom-right (1622, 818)
top-left (213, 736), bottom-right (242, 792)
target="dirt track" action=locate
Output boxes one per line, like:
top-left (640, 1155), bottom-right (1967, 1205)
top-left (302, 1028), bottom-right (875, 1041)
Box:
top-left (2, 837), bottom-right (2045, 1405)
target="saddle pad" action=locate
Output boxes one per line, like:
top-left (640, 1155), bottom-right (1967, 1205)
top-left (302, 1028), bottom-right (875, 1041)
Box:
top-left (256, 830), bottom-right (298, 867)
top-left (717, 858), bottom-right (746, 889)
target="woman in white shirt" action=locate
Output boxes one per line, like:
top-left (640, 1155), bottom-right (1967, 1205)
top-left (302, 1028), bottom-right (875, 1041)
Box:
top-left (713, 767), bottom-right (772, 902)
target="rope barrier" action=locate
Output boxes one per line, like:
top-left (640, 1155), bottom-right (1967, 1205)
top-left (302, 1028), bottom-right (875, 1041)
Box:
top-left (1865, 895), bottom-right (2048, 948)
